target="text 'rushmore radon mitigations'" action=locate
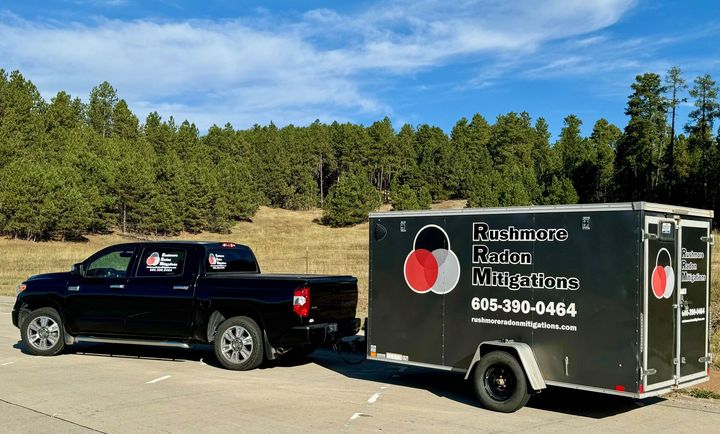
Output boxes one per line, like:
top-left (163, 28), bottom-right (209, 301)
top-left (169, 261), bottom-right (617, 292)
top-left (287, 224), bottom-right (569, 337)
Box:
top-left (471, 222), bottom-right (580, 291)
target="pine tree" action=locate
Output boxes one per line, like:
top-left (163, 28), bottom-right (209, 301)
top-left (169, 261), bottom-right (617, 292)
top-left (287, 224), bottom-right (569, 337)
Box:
top-left (112, 100), bottom-right (139, 140)
top-left (615, 73), bottom-right (668, 200)
top-left (664, 67), bottom-right (687, 198)
top-left (450, 114), bottom-right (492, 198)
top-left (588, 119), bottom-right (620, 202)
top-left (322, 166), bottom-right (380, 227)
top-left (686, 74), bottom-right (720, 211)
top-left (389, 168), bottom-right (431, 211)
top-left (88, 81), bottom-right (118, 138)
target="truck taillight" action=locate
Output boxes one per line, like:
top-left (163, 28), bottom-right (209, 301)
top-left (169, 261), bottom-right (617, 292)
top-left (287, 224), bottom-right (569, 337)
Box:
top-left (293, 287), bottom-right (311, 317)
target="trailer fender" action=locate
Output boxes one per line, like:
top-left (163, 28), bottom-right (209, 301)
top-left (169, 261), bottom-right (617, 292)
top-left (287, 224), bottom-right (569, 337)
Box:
top-left (464, 341), bottom-right (546, 392)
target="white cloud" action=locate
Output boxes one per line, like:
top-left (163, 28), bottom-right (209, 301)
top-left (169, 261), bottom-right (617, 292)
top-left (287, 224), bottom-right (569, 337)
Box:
top-left (0, 0), bottom-right (637, 129)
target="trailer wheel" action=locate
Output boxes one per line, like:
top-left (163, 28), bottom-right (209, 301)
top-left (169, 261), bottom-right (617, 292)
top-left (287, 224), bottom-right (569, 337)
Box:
top-left (473, 351), bottom-right (530, 413)
top-left (214, 316), bottom-right (264, 371)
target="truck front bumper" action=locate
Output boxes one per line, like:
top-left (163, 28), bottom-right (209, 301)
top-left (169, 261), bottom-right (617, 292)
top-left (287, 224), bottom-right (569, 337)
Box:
top-left (279, 318), bottom-right (361, 347)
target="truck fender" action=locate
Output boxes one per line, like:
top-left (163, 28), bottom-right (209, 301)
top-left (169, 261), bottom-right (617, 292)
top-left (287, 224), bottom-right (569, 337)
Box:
top-left (464, 340), bottom-right (546, 392)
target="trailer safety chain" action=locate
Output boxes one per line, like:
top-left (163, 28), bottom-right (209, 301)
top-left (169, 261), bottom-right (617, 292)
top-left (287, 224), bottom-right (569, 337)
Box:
top-left (332, 337), bottom-right (366, 365)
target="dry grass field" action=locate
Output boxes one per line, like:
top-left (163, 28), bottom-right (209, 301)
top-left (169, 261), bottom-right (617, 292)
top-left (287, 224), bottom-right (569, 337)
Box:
top-left (0, 206), bottom-right (372, 314)
top-left (1, 199), bottom-right (718, 367)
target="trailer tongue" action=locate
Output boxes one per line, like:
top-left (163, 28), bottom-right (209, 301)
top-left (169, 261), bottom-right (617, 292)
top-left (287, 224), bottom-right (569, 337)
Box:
top-left (367, 202), bottom-right (712, 412)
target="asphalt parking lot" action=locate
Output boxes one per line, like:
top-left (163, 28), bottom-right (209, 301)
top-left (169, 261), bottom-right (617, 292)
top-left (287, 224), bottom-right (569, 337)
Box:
top-left (1, 296), bottom-right (720, 433)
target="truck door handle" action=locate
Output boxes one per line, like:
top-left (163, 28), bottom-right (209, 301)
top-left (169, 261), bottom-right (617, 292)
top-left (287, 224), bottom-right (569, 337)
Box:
top-left (109, 284), bottom-right (125, 289)
top-left (173, 285), bottom-right (190, 291)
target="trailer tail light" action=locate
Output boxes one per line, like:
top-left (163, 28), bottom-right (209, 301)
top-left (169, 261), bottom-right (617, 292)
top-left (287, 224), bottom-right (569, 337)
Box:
top-left (639, 384), bottom-right (644, 394)
top-left (293, 287), bottom-right (311, 317)
top-left (221, 242), bottom-right (236, 248)
top-left (615, 385), bottom-right (625, 392)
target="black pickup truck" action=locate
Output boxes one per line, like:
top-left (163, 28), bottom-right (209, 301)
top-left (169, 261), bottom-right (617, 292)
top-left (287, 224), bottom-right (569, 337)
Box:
top-left (12, 241), bottom-right (360, 370)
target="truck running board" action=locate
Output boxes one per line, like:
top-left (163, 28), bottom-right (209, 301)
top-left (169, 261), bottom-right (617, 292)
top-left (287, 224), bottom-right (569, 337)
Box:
top-left (74, 336), bottom-right (191, 349)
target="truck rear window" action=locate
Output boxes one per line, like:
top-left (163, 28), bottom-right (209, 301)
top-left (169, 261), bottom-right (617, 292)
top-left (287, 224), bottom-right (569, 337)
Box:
top-left (206, 248), bottom-right (257, 273)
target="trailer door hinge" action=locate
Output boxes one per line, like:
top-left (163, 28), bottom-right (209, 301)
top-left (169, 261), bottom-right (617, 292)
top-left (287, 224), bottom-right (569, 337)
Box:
top-left (701, 235), bottom-right (714, 245)
top-left (673, 358), bottom-right (679, 365)
top-left (700, 354), bottom-right (713, 363)
top-left (642, 368), bottom-right (657, 377)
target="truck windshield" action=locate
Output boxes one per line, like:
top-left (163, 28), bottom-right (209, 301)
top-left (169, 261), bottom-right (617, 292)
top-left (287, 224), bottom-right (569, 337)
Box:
top-left (205, 247), bottom-right (258, 273)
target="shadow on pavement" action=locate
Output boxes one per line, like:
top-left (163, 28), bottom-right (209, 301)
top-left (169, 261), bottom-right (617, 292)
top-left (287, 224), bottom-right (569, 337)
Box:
top-left (11, 340), bottom-right (315, 370)
top-left (311, 348), bottom-right (665, 419)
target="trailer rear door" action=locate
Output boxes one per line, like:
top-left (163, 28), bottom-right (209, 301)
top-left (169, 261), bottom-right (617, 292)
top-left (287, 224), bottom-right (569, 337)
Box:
top-left (643, 216), bottom-right (677, 391)
top-left (643, 216), bottom-right (711, 392)
top-left (678, 219), bottom-right (711, 384)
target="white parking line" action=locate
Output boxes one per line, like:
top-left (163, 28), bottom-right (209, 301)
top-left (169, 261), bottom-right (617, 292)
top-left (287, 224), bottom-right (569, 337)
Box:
top-left (146, 375), bottom-right (171, 384)
top-left (367, 393), bottom-right (381, 404)
top-left (1, 362), bottom-right (14, 366)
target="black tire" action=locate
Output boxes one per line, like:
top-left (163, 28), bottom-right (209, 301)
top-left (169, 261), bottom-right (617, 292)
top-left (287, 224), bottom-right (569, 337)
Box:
top-left (281, 345), bottom-right (318, 362)
top-left (473, 351), bottom-right (530, 413)
top-left (214, 316), bottom-right (264, 371)
top-left (20, 307), bottom-right (65, 356)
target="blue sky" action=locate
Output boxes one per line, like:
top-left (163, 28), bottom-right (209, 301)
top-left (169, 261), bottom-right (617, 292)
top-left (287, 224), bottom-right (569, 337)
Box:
top-left (1, 0), bottom-right (719, 138)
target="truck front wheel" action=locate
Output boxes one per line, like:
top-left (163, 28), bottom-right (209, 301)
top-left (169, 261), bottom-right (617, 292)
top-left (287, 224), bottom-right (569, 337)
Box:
top-left (214, 316), bottom-right (264, 371)
top-left (20, 307), bottom-right (66, 356)
top-left (473, 350), bottom-right (530, 413)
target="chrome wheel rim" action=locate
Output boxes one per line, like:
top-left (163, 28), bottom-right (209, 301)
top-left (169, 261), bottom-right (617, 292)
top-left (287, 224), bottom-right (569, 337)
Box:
top-left (220, 326), bottom-right (253, 363)
top-left (27, 316), bottom-right (60, 350)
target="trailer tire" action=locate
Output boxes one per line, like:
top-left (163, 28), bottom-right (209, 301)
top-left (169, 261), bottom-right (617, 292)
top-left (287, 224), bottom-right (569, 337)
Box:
top-left (473, 350), bottom-right (530, 413)
top-left (214, 316), bottom-right (264, 371)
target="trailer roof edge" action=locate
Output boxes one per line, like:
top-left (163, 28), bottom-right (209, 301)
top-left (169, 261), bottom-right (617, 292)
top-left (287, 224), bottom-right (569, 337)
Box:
top-left (369, 202), bottom-right (714, 219)
top-left (632, 202), bottom-right (714, 218)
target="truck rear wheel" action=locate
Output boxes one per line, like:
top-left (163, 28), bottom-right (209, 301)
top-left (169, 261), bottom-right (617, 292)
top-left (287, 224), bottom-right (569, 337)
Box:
top-left (473, 350), bottom-right (530, 413)
top-left (20, 307), bottom-right (65, 356)
top-left (214, 316), bottom-right (264, 371)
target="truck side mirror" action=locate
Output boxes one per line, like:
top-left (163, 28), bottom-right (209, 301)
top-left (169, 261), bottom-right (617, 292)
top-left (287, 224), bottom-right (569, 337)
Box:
top-left (71, 263), bottom-right (85, 276)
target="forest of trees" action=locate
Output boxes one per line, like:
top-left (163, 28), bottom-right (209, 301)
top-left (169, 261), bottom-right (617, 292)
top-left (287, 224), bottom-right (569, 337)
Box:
top-left (0, 67), bottom-right (719, 239)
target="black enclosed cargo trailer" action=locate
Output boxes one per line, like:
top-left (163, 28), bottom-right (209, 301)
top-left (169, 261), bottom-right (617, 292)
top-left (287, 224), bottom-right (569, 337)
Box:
top-left (367, 202), bottom-right (713, 412)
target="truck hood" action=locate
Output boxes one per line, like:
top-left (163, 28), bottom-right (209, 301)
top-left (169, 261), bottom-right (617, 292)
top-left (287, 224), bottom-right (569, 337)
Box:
top-left (26, 272), bottom-right (71, 282)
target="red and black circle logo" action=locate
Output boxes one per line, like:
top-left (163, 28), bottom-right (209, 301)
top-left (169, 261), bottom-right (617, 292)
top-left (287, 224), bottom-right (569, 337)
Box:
top-left (651, 248), bottom-right (675, 299)
top-left (404, 225), bottom-right (460, 294)
top-left (146, 252), bottom-right (160, 267)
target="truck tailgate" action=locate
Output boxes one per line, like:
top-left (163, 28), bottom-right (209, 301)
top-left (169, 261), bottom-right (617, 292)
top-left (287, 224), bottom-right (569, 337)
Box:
top-left (306, 276), bottom-right (358, 323)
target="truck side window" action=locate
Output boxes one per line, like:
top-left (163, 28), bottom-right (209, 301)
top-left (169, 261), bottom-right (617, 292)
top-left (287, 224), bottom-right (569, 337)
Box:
top-left (86, 249), bottom-right (135, 278)
top-left (136, 248), bottom-right (187, 277)
top-left (206, 248), bottom-right (258, 273)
